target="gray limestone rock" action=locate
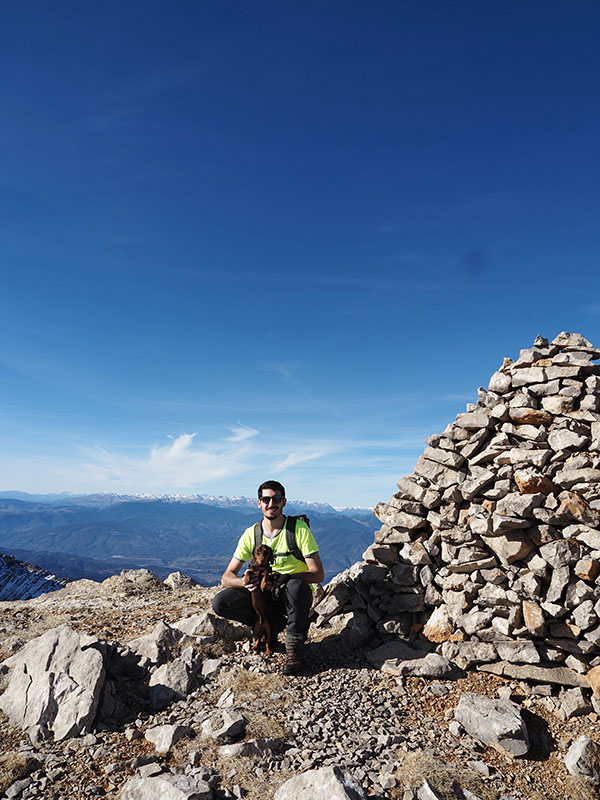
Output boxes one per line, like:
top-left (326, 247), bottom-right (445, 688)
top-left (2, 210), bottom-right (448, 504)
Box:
top-left (201, 709), bottom-right (246, 741)
top-left (450, 642), bottom-right (497, 669)
top-left (495, 492), bottom-right (544, 518)
top-left (413, 456), bottom-right (465, 489)
top-left (172, 610), bottom-right (250, 640)
top-left (388, 493), bottom-right (428, 513)
top-left (548, 429), bottom-right (589, 452)
top-left (479, 661), bottom-right (590, 687)
top-left (117, 774), bottom-right (212, 799)
top-left (423, 446), bottom-right (465, 469)
top-left (457, 610), bottom-right (493, 635)
top-left (373, 503), bottom-right (428, 530)
top-left (565, 735), bottom-right (600, 784)
top-left (482, 532), bottom-right (534, 566)
top-left (400, 542), bottom-right (432, 565)
top-left (573, 601), bottom-right (597, 631)
top-left (555, 468), bottom-right (600, 489)
top-left (145, 724), bottom-right (194, 753)
top-left (454, 692), bottom-right (529, 756)
top-left (488, 371), bottom-right (512, 394)
top-left (511, 367), bottom-right (546, 387)
top-left (367, 641), bottom-right (458, 678)
top-left (149, 660), bottom-right (194, 708)
top-left (496, 448), bottom-right (552, 468)
top-left (538, 539), bottom-right (580, 568)
top-left (163, 571), bottom-right (198, 590)
top-left (552, 331), bottom-right (599, 352)
top-left (546, 566), bottom-right (571, 603)
top-left (274, 766), bottom-right (366, 800)
top-left (363, 540), bottom-right (400, 564)
top-left (494, 640), bottom-right (540, 664)
top-left (415, 780), bottom-right (443, 800)
top-left (460, 466), bottom-right (496, 500)
top-left (391, 564), bottom-right (419, 585)
top-left (396, 476), bottom-right (428, 502)
top-left (558, 688), bottom-right (593, 719)
top-left (128, 621), bottom-right (190, 665)
top-left (456, 410), bottom-right (492, 430)
top-left (0, 623), bottom-right (105, 743)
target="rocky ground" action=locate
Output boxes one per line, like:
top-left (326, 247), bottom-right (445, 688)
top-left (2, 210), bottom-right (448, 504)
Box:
top-left (1, 574), bottom-right (599, 800)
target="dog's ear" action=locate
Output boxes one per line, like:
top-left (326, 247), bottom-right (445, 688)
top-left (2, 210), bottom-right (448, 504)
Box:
top-left (268, 549), bottom-right (275, 565)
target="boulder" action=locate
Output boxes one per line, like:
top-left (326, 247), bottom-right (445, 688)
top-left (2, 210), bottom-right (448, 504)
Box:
top-left (0, 623), bottom-right (105, 743)
top-left (200, 709), bottom-right (245, 741)
top-left (149, 660), bottom-right (195, 708)
top-left (565, 735), bottom-right (600, 784)
top-left (145, 724), bottom-right (194, 754)
top-left (173, 611), bottom-right (250, 640)
top-left (454, 692), bottom-right (529, 756)
top-left (117, 774), bottom-right (212, 799)
top-left (274, 765), bottom-right (365, 800)
top-left (366, 641), bottom-right (459, 678)
top-left (127, 621), bottom-right (190, 665)
top-left (163, 572), bottom-right (198, 590)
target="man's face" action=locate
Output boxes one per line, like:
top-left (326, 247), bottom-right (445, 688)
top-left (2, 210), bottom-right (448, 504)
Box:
top-left (257, 489), bottom-right (286, 519)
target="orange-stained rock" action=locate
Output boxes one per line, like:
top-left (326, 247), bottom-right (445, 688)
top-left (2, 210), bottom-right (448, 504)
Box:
top-left (508, 407), bottom-right (553, 426)
top-left (514, 468), bottom-right (555, 495)
top-left (522, 600), bottom-right (545, 636)
top-left (556, 491), bottom-right (600, 527)
top-left (422, 605), bottom-right (453, 643)
top-left (585, 665), bottom-right (600, 697)
top-left (575, 559), bottom-right (600, 582)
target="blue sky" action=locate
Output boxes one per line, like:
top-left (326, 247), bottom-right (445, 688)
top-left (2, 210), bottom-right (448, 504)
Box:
top-left (1, 1), bottom-right (600, 507)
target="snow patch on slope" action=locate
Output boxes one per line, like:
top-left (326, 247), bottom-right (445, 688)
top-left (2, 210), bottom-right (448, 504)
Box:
top-left (0, 554), bottom-right (67, 601)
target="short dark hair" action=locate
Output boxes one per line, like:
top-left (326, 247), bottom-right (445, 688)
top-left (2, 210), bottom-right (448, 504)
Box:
top-left (258, 480), bottom-right (286, 498)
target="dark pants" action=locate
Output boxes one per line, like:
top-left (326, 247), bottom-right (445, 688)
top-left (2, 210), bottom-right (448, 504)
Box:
top-left (211, 578), bottom-right (313, 648)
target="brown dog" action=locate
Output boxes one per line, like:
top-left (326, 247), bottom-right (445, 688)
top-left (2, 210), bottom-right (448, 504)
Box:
top-left (243, 544), bottom-right (275, 655)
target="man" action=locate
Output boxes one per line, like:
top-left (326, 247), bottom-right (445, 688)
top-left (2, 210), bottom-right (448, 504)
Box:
top-left (212, 480), bottom-right (324, 675)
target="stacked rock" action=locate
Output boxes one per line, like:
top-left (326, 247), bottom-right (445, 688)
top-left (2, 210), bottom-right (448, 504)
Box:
top-left (317, 332), bottom-right (600, 676)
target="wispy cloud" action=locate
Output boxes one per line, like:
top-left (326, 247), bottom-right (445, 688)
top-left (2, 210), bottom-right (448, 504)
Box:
top-left (83, 431), bottom-right (250, 492)
top-left (0, 422), bottom-right (433, 505)
top-left (225, 423), bottom-right (259, 442)
top-left (272, 451), bottom-right (327, 471)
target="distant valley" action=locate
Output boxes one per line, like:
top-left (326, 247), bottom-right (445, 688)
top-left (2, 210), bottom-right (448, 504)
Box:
top-left (0, 493), bottom-right (377, 586)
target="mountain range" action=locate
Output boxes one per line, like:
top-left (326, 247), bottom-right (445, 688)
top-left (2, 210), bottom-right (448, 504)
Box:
top-left (0, 492), bottom-right (377, 587)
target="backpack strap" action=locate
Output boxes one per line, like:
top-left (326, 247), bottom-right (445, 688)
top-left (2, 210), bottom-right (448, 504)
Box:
top-left (253, 522), bottom-right (262, 551)
top-left (283, 515), bottom-right (306, 563)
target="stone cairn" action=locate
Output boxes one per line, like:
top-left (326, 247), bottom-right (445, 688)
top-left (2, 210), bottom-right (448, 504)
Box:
top-left (316, 331), bottom-right (600, 680)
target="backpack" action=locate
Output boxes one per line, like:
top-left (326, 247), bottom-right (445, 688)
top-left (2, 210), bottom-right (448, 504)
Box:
top-left (253, 514), bottom-right (310, 563)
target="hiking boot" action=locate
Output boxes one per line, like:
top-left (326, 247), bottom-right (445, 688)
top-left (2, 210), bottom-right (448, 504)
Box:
top-left (282, 646), bottom-right (304, 676)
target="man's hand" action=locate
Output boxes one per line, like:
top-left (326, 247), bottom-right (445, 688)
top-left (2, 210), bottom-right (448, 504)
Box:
top-left (243, 570), bottom-right (261, 592)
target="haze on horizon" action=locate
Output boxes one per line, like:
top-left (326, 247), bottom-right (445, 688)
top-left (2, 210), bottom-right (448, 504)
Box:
top-left (2, 2), bottom-right (600, 508)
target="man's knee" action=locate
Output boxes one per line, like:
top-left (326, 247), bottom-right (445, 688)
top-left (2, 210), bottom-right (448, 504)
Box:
top-left (286, 578), bottom-right (312, 602)
top-left (211, 590), bottom-right (227, 618)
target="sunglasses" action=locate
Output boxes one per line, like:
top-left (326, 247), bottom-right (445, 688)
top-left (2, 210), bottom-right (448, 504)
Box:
top-left (260, 495), bottom-right (284, 505)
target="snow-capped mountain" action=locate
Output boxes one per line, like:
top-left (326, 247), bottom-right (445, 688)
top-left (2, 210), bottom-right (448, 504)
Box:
top-left (0, 491), bottom-right (373, 516)
top-left (0, 554), bottom-right (67, 601)
top-left (0, 492), bottom-right (378, 592)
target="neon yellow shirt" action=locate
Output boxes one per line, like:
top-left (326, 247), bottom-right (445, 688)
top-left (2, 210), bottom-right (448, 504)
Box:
top-left (233, 516), bottom-right (318, 576)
